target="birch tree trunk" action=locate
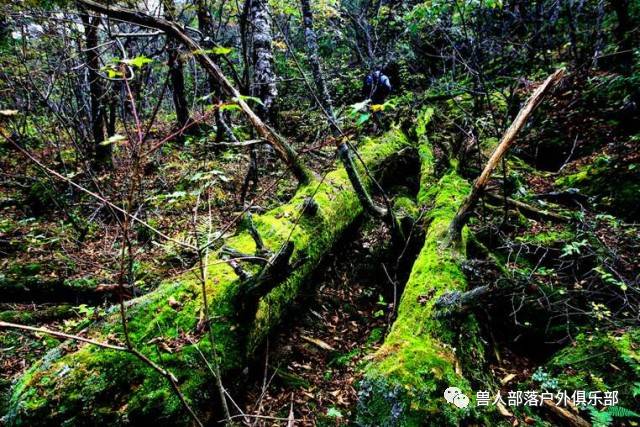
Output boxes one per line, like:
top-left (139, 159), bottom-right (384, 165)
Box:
top-left (300, 0), bottom-right (334, 121)
top-left (249, 0), bottom-right (278, 120)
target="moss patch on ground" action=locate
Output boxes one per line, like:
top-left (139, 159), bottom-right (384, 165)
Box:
top-left (544, 329), bottom-right (640, 410)
top-left (555, 154), bottom-right (640, 220)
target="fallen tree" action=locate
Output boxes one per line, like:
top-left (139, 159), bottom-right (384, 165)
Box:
top-left (357, 112), bottom-right (492, 425)
top-left (3, 129), bottom-right (409, 425)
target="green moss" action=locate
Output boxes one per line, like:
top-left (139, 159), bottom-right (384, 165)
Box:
top-left (4, 128), bottom-right (410, 426)
top-left (416, 140), bottom-right (436, 205)
top-left (358, 166), bottom-right (490, 426)
top-left (0, 305), bottom-right (75, 324)
top-left (544, 329), bottom-right (640, 409)
top-left (556, 170), bottom-right (589, 187)
top-left (555, 157), bottom-right (640, 220)
top-left (393, 196), bottom-right (418, 220)
top-left (515, 226), bottom-right (576, 247)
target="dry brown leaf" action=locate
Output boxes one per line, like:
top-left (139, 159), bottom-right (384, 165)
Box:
top-left (497, 402), bottom-right (513, 417)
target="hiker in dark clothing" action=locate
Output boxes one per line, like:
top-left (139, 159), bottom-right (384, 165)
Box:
top-left (363, 68), bottom-right (392, 104)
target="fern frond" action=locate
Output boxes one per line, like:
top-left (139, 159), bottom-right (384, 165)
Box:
top-left (607, 405), bottom-right (640, 418)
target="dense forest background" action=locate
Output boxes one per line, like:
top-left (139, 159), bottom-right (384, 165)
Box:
top-left (0, 0), bottom-right (639, 425)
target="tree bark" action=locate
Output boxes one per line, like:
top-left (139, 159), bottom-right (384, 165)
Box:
top-left (167, 41), bottom-right (191, 129)
top-left (300, 0), bottom-right (335, 122)
top-left (612, 0), bottom-right (634, 73)
top-left (249, 0), bottom-right (278, 120)
top-left (195, 0), bottom-right (237, 143)
top-left (77, 0), bottom-right (311, 184)
top-left (79, 12), bottom-right (111, 167)
top-left (161, 0), bottom-right (191, 130)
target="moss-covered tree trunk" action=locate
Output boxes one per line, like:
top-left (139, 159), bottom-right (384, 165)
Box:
top-left (3, 130), bottom-right (408, 425)
top-left (357, 123), bottom-right (491, 425)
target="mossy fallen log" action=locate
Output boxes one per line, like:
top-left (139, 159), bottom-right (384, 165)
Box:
top-left (3, 129), bottom-right (409, 425)
top-left (358, 134), bottom-right (491, 424)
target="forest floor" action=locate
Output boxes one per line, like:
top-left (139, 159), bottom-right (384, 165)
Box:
top-left (241, 220), bottom-right (394, 425)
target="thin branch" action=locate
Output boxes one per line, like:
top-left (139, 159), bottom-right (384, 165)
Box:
top-left (0, 321), bottom-right (126, 351)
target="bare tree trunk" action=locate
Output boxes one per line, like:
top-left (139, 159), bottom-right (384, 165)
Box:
top-left (300, 0), bottom-right (334, 122)
top-left (195, 0), bottom-right (236, 143)
top-left (448, 69), bottom-right (564, 242)
top-left (241, 0), bottom-right (278, 203)
top-left (612, 0), bottom-right (634, 73)
top-left (80, 12), bottom-right (111, 167)
top-left (167, 41), bottom-right (190, 129)
top-left (162, 0), bottom-right (190, 130)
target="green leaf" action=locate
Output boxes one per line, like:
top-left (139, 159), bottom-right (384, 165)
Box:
top-left (193, 47), bottom-right (233, 55)
top-left (219, 103), bottom-right (241, 112)
top-left (234, 95), bottom-right (264, 106)
top-left (122, 55), bottom-right (153, 69)
top-left (326, 407), bottom-right (343, 418)
top-left (356, 113), bottom-right (371, 125)
top-left (211, 169), bottom-right (231, 182)
top-left (633, 382), bottom-right (640, 398)
top-left (210, 46), bottom-right (232, 55)
top-left (588, 406), bottom-right (613, 427)
top-left (105, 68), bottom-right (124, 79)
top-left (607, 406), bottom-right (640, 418)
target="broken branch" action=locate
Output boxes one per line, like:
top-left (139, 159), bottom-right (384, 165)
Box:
top-left (448, 69), bottom-right (565, 241)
